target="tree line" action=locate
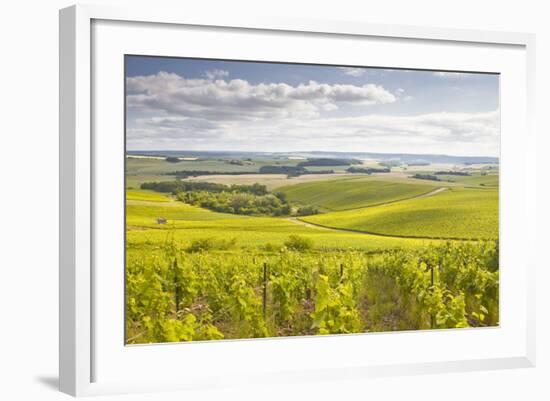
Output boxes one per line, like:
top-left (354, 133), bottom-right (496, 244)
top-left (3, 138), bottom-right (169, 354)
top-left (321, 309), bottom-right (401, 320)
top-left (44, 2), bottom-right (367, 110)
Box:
top-left (141, 181), bottom-right (268, 196)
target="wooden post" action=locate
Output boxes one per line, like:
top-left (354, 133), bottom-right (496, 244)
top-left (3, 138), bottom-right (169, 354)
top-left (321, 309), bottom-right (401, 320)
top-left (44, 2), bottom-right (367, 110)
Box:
top-left (430, 265), bottom-right (435, 329)
top-left (262, 262), bottom-right (268, 318)
top-left (340, 263), bottom-right (344, 280)
top-left (174, 258), bottom-right (181, 313)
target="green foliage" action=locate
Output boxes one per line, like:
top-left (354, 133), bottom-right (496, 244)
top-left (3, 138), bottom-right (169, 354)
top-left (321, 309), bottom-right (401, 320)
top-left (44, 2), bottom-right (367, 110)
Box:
top-left (259, 165), bottom-right (306, 176)
top-left (363, 241), bottom-right (498, 331)
top-left (178, 190), bottom-right (291, 216)
top-left (141, 180), bottom-right (269, 196)
top-left (434, 171), bottom-right (471, 176)
top-left (346, 166), bottom-right (390, 174)
top-left (412, 173), bottom-right (441, 181)
top-left (297, 158), bottom-right (360, 167)
top-left (142, 180), bottom-right (292, 216)
top-left (187, 237), bottom-right (237, 253)
top-left (311, 275), bottom-right (361, 334)
top-left (296, 205), bottom-right (319, 216)
top-left (258, 165), bottom-right (334, 177)
top-left (126, 238), bottom-right (499, 344)
top-left (284, 235), bottom-right (314, 251)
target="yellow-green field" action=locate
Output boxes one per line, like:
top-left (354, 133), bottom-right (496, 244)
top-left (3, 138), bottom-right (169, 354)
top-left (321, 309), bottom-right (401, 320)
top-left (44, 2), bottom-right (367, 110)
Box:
top-left (125, 159), bottom-right (499, 344)
top-left (303, 187), bottom-right (498, 240)
top-left (126, 196), bottom-right (441, 252)
top-left (126, 189), bottom-right (173, 202)
top-left (435, 173), bottom-right (499, 187)
top-left (278, 177), bottom-right (434, 211)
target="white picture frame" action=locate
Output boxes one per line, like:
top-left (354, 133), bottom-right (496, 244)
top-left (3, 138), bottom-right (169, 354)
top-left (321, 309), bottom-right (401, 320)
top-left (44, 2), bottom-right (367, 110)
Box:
top-left (59, 3), bottom-right (536, 397)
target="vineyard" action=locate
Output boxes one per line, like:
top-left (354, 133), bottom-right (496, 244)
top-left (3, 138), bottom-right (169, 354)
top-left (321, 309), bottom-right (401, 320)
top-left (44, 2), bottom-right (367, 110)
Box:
top-left (125, 156), bottom-right (499, 344)
top-left (278, 177), bottom-right (434, 211)
top-left (123, 56), bottom-right (501, 345)
top-left (303, 187), bottom-right (499, 240)
top-left (126, 238), bottom-right (499, 344)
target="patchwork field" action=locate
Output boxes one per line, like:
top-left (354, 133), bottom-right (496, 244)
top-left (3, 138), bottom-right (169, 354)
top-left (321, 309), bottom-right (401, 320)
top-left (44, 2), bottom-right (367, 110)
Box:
top-left (182, 173), bottom-right (353, 191)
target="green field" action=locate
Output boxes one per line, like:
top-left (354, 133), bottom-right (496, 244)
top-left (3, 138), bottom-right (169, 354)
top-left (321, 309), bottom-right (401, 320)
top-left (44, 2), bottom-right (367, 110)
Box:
top-left (436, 173), bottom-right (499, 187)
top-left (125, 154), bottom-right (499, 343)
top-left (126, 197), bottom-right (441, 252)
top-left (303, 187), bottom-right (498, 240)
top-left (126, 189), bottom-right (173, 202)
top-left (278, 177), bottom-right (434, 211)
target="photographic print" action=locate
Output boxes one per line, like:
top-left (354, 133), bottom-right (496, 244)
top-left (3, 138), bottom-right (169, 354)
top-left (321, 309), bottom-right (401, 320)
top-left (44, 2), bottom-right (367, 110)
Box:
top-left (125, 56), bottom-right (499, 344)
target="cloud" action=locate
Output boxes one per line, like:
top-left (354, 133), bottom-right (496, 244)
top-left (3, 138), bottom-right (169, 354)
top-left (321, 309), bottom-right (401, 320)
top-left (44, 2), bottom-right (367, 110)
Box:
top-left (205, 69), bottom-right (229, 80)
top-left (126, 71), bottom-right (498, 156)
top-left (128, 108), bottom-right (499, 156)
top-left (394, 88), bottom-right (413, 102)
top-left (326, 111), bottom-right (498, 142)
top-left (126, 72), bottom-right (396, 122)
top-left (338, 67), bottom-right (366, 77)
top-left (433, 71), bottom-right (469, 78)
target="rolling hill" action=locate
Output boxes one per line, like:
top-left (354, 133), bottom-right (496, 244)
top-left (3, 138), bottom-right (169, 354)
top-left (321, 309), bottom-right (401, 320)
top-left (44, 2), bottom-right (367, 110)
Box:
top-left (278, 177), bottom-right (435, 211)
top-left (302, 187), bottom-right (498, 240)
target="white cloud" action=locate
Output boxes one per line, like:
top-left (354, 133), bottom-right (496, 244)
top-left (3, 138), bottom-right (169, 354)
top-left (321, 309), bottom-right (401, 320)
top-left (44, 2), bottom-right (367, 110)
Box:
top-left (126, 71), bottom-right (498, 156)
top-left (128, 108), bottom-right (499, 156)
top-left (205, 69), bottom-right (229, 80)
top-left (433, 71), bottom-right (469, 78)
top-left (127, 72), bottom-right (396, 122)
top-left (338, 67), bottom-right (366, 77)
top-left (393, 88), bottom-right (413, 102)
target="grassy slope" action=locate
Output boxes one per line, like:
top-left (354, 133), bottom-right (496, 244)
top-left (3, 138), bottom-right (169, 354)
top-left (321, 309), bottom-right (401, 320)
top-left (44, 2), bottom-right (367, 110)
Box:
top-left (126, 192), bottom-right (441, 252)
top-left (126, 189), bottom-right (172, 202)
top-left (303, 187), bottom-right (498, 240)
top-left (437, 173), bottom-right (499, 187)
top-left (278, 177), bottom-right (435, 211)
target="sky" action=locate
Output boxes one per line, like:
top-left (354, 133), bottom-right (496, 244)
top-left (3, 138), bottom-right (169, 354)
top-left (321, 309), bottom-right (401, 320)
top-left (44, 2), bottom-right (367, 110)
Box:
top-left (125, 56), bottom-right (500, 157)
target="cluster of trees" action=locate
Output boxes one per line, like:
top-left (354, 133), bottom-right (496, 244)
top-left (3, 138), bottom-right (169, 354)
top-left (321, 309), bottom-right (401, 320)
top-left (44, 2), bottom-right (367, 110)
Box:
top-left (225, 159), bottom-right (254, 166)
top-left (259, 165), bottom-right (305, 175)
top-left (142, 180), bottom-right (291, 216)
top-left (165, 157), bottom-right (182, 163)
top-left (434, 171), bottom-right (471, 176)
top-left (178, 191), bottom-right (291, 216)
top-left (296, 205), bottom-right (320, 216)
top-left (141, 181), bottom-right (268, 196)
top-left (258, 165), bottom-right (334, 177)
top-left (379, 160), bottom-right (402, 168)
top-left (411, 173), bottom-right (441, 181)
top-left (346, 166), bottom-right (390, 174)
top-left (163, 170), bottom-right (257, 178)
top-left (163, 167), bottom-right (333, 178)
top-left (297, 158), bottom-right (361, 167)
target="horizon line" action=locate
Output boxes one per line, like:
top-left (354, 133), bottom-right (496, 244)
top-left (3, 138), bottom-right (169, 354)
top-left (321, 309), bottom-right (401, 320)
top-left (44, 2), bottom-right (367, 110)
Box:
top-left (126, 149), bottom-right (499, 159)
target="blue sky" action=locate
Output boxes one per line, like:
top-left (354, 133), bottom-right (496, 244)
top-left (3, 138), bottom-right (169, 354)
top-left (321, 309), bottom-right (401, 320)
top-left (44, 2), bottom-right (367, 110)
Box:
top-left (126, 55), bottom-right (499, 156)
